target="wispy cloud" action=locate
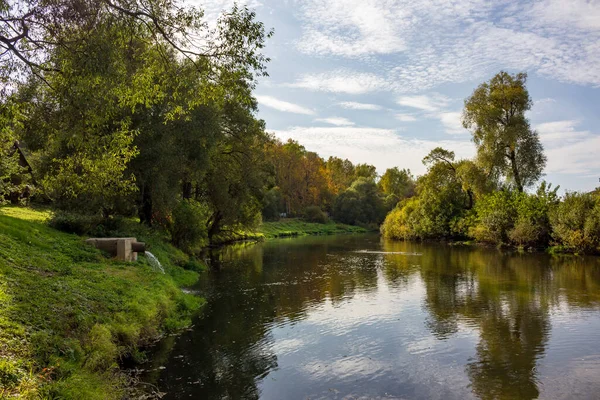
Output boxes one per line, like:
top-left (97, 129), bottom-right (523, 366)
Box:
top-left (536, 120), bottom-right (599, 175)
top-left (395, 113), bottom-right (417, 122)
top-left (338, 101), bottom-right (383, 111)
top-left (287, 70), bottom-right (388, 94)
top-left (437, 112), bottom-right (468, 135)
top-left (255, 95), bottom-right (315, 115)
top-left (397, 94), bottom-right (450, 112)
top-left (293, 0), bottom-right (600, 89)
top-left (315, 117), bottom-right (355, 126)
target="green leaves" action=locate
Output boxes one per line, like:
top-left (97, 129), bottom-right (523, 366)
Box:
top-left (463, 71), bottom-right (545, 191)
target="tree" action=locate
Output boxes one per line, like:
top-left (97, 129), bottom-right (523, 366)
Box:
top-left (324, 156), bottom-right (355, 195)
top-left (462, 71), bottom-right (546, 192)
top-left (422, 147), bottom-right (491, 210)
top-left (354, 163), bottom-right (377, 182)
top-left (378, 167), bottom-right (415, 200)
top-left (333, 178), bottom-right (385, 226)
top-left (9, 2), bottom-right (271, 219)
top-left (0, 1), bottom-right (271, 87)
top-left (266, 139), bottom-right (330, 216)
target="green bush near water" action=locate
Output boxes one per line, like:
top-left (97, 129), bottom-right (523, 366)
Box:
top-left (303, 206), bottom-right (328, 224)
top-left (0, 207), bottom-right (204, 399)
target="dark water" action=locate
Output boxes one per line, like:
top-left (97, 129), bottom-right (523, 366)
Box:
top-left (144, 234), bottom-right (600, 399)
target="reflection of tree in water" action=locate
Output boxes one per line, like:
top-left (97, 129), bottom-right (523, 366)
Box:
top-left (155, 235), bottom-right (382, 399)
top-left (410, 245), bottom-right (558, 400)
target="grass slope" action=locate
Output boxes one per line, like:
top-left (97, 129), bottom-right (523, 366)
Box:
top-left (0, 207), bottom-right (203, 399)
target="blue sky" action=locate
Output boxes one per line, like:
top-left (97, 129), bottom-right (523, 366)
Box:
top-left (196, 0), bottom-right (600, 192)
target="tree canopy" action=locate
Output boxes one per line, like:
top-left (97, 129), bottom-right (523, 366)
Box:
top-left (462, 71), bottom-right (546, 192)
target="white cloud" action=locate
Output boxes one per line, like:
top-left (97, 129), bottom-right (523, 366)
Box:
top-left (338, 101), bottom-right (383, 110)
top-left (315, 117), bottom-right (355, 126)
top-left (437, 112), bottom-right (468, 135)
top-left (536, 120), bottom-right (590, 145)
top-left (255, 95), bottom-right (315, 115)
top-left (395, 113), bottom-right (417, 122)
top-left (536, 120), bottom-right (600, 175)
top-left (292, 0), bottom-right (600, 89)
top-left (287, 70), bottom-right (388, 94)
top-left (271, 125), bottom-right (474, 175)
top-left (397, 94), bottom-right (450, 112)
top-left (296, 0), bottom-right (407, 57)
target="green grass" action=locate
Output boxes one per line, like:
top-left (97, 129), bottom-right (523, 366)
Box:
top-left (0, 206), bottom-right (204, 399)
top-left (258, 218), bottom-right (368, 239)
top-left (210, 218), bottom-right (369, 245)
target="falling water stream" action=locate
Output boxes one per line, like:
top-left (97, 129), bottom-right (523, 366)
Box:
top-left (144, 251), bottom-right (165, 274)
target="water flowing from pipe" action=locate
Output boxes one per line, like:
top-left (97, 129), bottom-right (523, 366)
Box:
top-left (144, 251), bottom-right (165, 274)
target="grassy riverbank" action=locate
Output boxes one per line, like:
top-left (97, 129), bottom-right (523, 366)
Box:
top-left (259, 219), bottom-right (368, 238)
top-left (212, 218), bottom-right (369, 244)
top-left (0, 207), bottom-right (203, 399)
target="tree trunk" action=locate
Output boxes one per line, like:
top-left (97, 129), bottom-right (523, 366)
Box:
top-left (207, 211), bottom-right (223, 246)
top-left (466, 189), bottom-right (474, 210)
top-left (182, 181), bottom-right (192, 200)
top-left (509, 150), bottom-right (523, 192)
top-left (139, 184), bottom-right (153, 226)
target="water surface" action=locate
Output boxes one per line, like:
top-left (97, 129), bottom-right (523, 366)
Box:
top-left (145, 234), bottom-right (600, 399)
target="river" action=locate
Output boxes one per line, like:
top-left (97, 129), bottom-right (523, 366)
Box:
top-left (143, 234), bottom-right (600, 399)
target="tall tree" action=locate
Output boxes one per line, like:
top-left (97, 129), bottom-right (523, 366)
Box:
top-left (462, 71), bottom-right (546, 192)
top-left (324, 156), bottom-right (355, 195)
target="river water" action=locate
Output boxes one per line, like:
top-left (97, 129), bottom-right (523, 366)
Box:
top-left (144, 234), bottom-right (600, 399)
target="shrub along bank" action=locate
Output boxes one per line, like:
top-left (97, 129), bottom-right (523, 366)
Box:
top-left (382, 186), bottom-right (600, 254)
top-left (0, 207), bottom-right (203, 399)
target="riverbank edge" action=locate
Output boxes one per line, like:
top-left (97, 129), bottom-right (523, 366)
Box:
top-left (0, 207), bottom-right (205, 399)
top-left (212, 218), bottom-right (370, 245)
top-left (400, 237), bottom-right (596, 255)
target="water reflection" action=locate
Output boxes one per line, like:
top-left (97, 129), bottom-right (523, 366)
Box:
top-left (146, 235), bottom-right (600, 399)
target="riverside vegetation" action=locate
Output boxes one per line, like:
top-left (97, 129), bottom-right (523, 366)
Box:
top-left (1, 0), bottom-right (600, 398)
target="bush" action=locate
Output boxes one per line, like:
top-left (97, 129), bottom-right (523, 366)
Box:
top-left (49, 211), bottom-right (123, 236)
top-left (470, 191), bottom-right (517, 244)
top-left (550, 192), bottom-right (600, 253)
top-left (303, 206), bottom-right (328, 224)
top-left (509, 220), bottom-right (542, 247)
top-left (381, 197), bottom-right (420, 240)
top-left (170, 200), bottom-right (210, 252)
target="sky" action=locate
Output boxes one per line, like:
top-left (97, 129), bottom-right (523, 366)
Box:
top-left (194, 0), bottom-right (600, 192)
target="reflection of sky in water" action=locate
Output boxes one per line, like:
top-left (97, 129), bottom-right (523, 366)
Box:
top-left (151, 235), bottom-right (600, 400)
top-left (261, 268), bottom-right (478, 400)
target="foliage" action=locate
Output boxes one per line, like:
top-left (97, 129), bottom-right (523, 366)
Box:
top-left (378, 167), bottom-right (415, 200)
top-left (333, 178), bottom-right (386, 227)
top-left (49, 211), bottom-right (122, 236)
top-left (0, 100), bottom-right (33, 205)
top-left (463, 71), bottom-right (546, 192)
top-left (303, 206), bottom-right (328, 224)
top-left (261, 187), bottom-right (283, 221)
top-left (549, 191), bottom-right (600, 253)
top-left (170, 200), bottom-right (210, 252)
top-left (0, 207), bottom-right (203, 398)
top-left (470, 191), bottom-right (518, 244)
